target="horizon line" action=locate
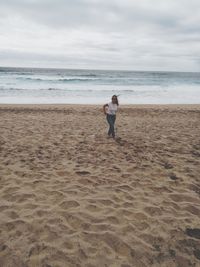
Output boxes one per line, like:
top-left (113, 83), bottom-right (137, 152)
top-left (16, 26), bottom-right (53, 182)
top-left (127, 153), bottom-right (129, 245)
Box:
top-left (0, 65), bottom-right (200, 74)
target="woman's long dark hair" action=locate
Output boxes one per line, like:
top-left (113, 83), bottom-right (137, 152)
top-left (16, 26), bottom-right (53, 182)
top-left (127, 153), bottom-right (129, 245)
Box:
top-left (112, 95), bottom-right (119, 106)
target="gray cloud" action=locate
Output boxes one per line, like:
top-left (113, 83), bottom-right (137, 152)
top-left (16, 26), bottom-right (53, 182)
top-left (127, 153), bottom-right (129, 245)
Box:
top-left (0, 0), bottom-right (200, 71)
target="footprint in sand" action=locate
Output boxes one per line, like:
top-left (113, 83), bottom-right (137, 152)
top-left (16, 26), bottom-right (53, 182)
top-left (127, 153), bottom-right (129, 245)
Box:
top-left (170, 194), bottom-right (199, 203)
top-left (60, 200), bottom-right (80, 209)
top-left (189, 183), bottom-right (200, 196)
top-left (5, 210), bottom-right (19, 219)
top-left (76, 170), bottom-right (91, 175)
top-left (185, 205), bottom-right (200, 216)
top-left (163, 162), bottom-right (173, 169)
top-left (86, 204), bottom-right (102, 212)
top-left (144, 206), bottom-right (163, 216)
top-left (169, 173), bottom-right (178, 181)
top-left (185, 228), bottom-right (200, 239)
top-left (77, 178), bottom-right (93, 186)
top-left (106, 216), bottom-right (120, 224)
top-left (194, 249), bottom-right (200, 260)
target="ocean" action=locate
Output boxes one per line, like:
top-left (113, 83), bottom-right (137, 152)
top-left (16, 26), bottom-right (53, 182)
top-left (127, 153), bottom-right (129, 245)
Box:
top-left (0, 67), bottom-right (200, 104)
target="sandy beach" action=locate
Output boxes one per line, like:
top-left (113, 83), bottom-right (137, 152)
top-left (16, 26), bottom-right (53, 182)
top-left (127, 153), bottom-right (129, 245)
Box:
top-left (0, 104), bottom-right (200, 267)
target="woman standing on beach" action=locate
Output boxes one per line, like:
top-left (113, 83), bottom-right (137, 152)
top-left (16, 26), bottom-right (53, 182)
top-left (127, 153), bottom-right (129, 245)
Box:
top-left (103, 95), bottom-right (119, 139)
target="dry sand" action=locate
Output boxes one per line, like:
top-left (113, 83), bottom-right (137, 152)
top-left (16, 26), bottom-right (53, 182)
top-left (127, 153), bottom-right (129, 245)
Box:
top-left (0, 104), bottom-right (200, 267)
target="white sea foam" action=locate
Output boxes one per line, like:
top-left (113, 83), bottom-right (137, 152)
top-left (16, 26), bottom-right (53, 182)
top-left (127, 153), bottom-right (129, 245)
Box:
top-left (0, 67), bottom-right (200, 104)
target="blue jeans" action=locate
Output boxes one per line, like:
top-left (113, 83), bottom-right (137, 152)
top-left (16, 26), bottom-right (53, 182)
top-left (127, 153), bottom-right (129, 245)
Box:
top-left (106, 114), bottom-right (116, 138)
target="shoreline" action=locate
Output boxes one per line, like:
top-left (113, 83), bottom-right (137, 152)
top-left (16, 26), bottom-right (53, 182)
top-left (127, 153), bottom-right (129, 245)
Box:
top-left (0, 103), bottom-right (200, 109)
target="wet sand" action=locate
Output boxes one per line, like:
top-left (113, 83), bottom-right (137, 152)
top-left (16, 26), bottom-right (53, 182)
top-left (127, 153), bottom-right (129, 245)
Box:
top-left (0, 104), bottom-right (200, 267)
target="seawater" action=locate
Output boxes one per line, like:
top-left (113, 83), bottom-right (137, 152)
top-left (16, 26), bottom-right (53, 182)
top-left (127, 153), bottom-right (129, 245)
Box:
top-left (0, 67), bottom-right (200, 104)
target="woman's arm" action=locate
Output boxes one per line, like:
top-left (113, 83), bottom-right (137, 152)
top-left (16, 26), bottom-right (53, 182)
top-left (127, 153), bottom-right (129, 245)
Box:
top-left (103, 104), bottom-right (108, 115)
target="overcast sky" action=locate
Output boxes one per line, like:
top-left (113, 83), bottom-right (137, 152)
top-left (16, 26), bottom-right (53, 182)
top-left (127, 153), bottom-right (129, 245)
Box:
top-left (0, 0), bottom-right (200, 71)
